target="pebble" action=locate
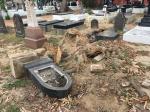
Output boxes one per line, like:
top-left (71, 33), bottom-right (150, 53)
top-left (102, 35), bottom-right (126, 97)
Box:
top-left (121, 81), bottom-right (130, 87)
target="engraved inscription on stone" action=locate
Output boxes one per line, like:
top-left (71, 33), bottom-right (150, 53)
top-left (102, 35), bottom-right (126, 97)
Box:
top-left (0, 14), bottom-right (7, 33)
top-left (114, 12), bottom-right (126, 32)
top-left (91, 19), bottom-right (99, 29)
top-left (13, 14), bottom-right (25, 37)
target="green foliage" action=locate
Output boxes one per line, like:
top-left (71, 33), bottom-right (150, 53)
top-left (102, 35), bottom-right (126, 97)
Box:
top-left (2, 79), bottom-right (31, 90)
top-left (5, 14), bottom-right (10, 20)
top-left (0, 0), bottom-right (6, 11)
top-left (1, 65), bottom-right (11, 73)
top-left (85, 8), bottom-right (93, 14)
top-left (48, 37), bottom-right (59, 46)
top-left (81, 0), bottom-right (96, 8)
top-left (6, 104), bottom-right (20, 112)
top-left (0, 33), bottom-right (23, 43)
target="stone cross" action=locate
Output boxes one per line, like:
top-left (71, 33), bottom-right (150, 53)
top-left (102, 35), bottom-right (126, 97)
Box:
top-left (25, 0), bottom-right (38, 27)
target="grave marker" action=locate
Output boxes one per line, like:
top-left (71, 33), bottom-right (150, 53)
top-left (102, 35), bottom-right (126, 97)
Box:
top-left (91, 19), bottom-right (99, 29)
top-left (13, 14), bottom-right (25, 37)
top-left (0, 14), bottom-right (7, 33)
top-left (24, 0), bottom-right (46, 49)
top-left (114, 12), bottom-right (126, 32)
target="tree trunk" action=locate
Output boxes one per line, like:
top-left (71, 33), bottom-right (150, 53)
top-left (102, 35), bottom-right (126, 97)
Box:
top-left (61, 0), bottom-right (67, 12)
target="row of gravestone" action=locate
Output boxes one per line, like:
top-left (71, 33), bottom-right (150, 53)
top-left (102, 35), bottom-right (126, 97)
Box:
top-left (91, 11), bottom-right (126, 32)
top-left (1, 11), bottom-right (126, 38)
top-left (0, 14), bottom-right (25, 37)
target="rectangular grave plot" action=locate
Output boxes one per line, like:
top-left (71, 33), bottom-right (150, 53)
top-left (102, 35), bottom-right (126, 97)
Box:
top-left (95, 30), bottom-right (119, 40)
top-left (53, 21), bottom-right (84, 29)
top-left (141, 18), bottom-right (150, 23)
top-left (39, 20), bottom-right (64, 32)
top-left (139, 22), bottom-right (150, 27)
top-left (144, 15), bottom-right (150, 18)
top-left (54, 12), bottom-right (73, 15)
top-left (26, 64), bottom-right (72, 98)
top-left (35, 66), bottom-right (66, 87)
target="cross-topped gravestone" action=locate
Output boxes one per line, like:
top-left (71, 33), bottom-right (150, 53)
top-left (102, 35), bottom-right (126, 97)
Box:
top-left (114, 12), bottom-right (126, 32)
top-left (0, 14), bottom-right (7, 33)
top-left (13, 14), bottom-right (25, 37)
top-left (24, 0), bottom-right (46, 49)
top-left (25, 0), bottom-right (38, 27)
top-left (91, 19), bottom-right (99, 29)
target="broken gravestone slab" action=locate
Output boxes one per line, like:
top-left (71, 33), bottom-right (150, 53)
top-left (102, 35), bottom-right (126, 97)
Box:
top-left (24, 57), bottom-right (72, 98)
top-left (90, 64), bottom-right (104, 73)
top-left (93, 12), bottom-right (126, 41)
top-left (0, 14), bottom-right (7, 33)
top-left (95, 29), bottom-right (118, 40)
top-left (9, 52), bottom-right (39, 79)
top-left (91, 19), bottom-right (99, 29)
top-left (114, 12), bottom-right (126, 32)
top-left (13, 14), bottom-right (25, 37)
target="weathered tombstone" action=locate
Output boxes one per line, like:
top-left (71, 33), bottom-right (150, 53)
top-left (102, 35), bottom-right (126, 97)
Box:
top-left (24, 0), bottom-right (46, 49)
top-left (0, 14), bottom-right (7, 33)
top-left (148, 1), bottom-right (150, 15)
top-left (13, 14), bottom-right (25, 37)
top-left (114, 12), bottom-right (126, 32)
top-left (93, 12), bottom-right (126, 41)
top-left (24, 57), bottom-right (72, 98)
top-left (91, 19), bottom-right (99, 29)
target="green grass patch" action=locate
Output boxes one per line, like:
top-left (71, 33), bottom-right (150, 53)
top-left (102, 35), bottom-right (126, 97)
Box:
top-left (48, 37), bottom-right (59, 46)
top-left (2, 79), bottom-right (31, 90)
top-left (1, 65), bottom-right (11, 73)
top-left (0, 33), bottom-right (23, 44)
top-left (6, 104), bottom-right (20, 112)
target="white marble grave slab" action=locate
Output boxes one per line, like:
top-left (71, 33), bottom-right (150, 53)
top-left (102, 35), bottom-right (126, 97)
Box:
top-left (52, 14), bottom-right (74, 20)
top-left (123, 26), bottom-right (150, 45)
top-left (69, 14), bottom-right (85, 21)
top-left (132, 8), bottom-right (146, 14)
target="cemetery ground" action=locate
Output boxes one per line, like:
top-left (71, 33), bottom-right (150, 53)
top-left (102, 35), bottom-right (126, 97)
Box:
top-left (0, 20), bottom-right (150, 112)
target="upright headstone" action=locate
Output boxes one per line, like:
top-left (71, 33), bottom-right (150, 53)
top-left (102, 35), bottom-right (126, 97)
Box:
top-left (91, 19), bottom-right (99, 29)
top-left (24, 0), bottom-right (46, 49)
top-left (148, 0), bottom-right (150, 15)
top-left (114, 12), bottom-right (126, 32)
top-left (13, 14), bottom-right (25, 37)
top-left (0, 14), bottom-right (7, 33)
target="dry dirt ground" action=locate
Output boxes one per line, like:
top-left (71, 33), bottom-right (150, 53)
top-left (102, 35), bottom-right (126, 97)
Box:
top-left (0, 24), bottom-right (150, 112)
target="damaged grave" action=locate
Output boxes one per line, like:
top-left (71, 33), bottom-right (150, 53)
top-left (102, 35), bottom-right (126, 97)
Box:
top-left (86, 12), bottom-right (126, 42)
top-left (24, 57), bottom-right (72, 98)
top-left (9, 51), bottom-right (72, 98)
top-left (1, 2), bottom-right (150, 110)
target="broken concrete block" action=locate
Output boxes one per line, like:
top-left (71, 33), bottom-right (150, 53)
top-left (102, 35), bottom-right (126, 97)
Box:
top-left (34, 48), bottom-right (46, 56)
top-left (90, 64), bottom-right (104, 73)
top-left (9, 52), bottom-right (39, 79)
top-left (142, 79), bottom-right (150, 88)
top-left (135, 56), bottom-right (150, 67)
top-left (93, 54), bottom-right (104, 62)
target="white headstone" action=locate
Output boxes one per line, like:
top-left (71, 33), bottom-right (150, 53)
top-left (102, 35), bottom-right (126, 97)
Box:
top-left (25, 0), bottom-right (38, 27)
